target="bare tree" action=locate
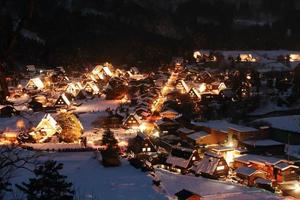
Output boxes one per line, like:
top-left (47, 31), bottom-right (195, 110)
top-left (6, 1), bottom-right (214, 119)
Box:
top-left (0, 145), bottom-right (40, 198)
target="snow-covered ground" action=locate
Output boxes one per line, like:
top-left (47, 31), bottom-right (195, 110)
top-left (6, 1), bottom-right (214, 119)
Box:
top-left (156, 169), bottom-right (289, 200)
top-left (7, 152), bottom-right (167, 200)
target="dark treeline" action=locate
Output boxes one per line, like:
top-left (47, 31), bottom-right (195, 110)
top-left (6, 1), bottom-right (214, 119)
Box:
top-left (0, 0), bottom-right (300, 70)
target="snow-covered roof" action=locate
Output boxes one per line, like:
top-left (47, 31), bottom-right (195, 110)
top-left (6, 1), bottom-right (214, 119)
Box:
top-left (124, 113), bottom-right (142, 125)
top-left (181, 80), bottom-right (190, 92)
top-left (274, 162), bottom-right (298, 171)
top-left (84, 81), bottom-right (100, 94)
top-left (235, 154), bottom-right (285, 165)
top-left (193, 152), bottom-right (223, 175)
top-left (242, 139), bottom-right (283, 146)
top-left (166, 148), bottom-right (194, 169)
top-left (189, 87), bottom-right (201, 98)
top-left (254, 115), bottom-right (300, 133)
top-left (177, 127), bottom-right (194, 134)
top-left (103, 66), bottom-right (113, 77)
top-left (26, 77), bottom-right (44, 90)
top-left (35, 114), bottom-right (62, 142)
top-left (235, 167), bottom-right (260, 177)
top-left (192, 120), bottom-right (257, 133)
top-left (92, 65), bottom-right (103, 75)
top-left (187, 131), bottom-right (209, 140)
top-left (156, 169), bottom-right (283, 199)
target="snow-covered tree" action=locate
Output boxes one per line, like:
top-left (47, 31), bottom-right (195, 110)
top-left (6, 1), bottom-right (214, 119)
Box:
top-left (56, 112), bottom-right (83, 143)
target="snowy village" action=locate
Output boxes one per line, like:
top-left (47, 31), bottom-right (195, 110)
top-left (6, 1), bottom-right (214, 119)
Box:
top-left (1, 50), bottom-right (300, 200)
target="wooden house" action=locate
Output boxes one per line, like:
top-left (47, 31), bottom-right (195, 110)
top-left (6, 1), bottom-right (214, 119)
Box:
top-left (31, 114), bottom-right (62, 142)
top-left (240, 139), bottom-right (285, 155)
top-left (177, 127), bottom-right (194, 138)
top-left (186, 131), bottom-right (210, 145)
top-left (233, 154), bottom-right (290, 181)
top-left (274, 162), bottom-right (299, 183)
top-left (228, 126), bottom-right (260, 142)
top-left (235, 166), bottom-right (267, 186)
top-left (123, 113), bottom-right (142, 128)
top-left (165, 147), bottom-right (200, 174)
top-left (54, 93), bottom-right (71, 107)
top-left (128, 133), bottom-right (157, 156)
top-left (155, 118), bottom-right (180, 135)
top-left (193, 152), bottom-right (229, 179)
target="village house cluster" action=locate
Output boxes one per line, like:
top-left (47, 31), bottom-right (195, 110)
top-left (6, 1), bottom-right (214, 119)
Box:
top-left (1, 49), bottom-right (300, 199)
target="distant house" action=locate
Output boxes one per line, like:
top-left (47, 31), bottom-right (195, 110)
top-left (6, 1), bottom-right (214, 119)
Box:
top-left (25, 65), bottom-right (36, 73)
top-left (239, 54), bottom-right (256, 62)
top-left (92, 65), bottom-right (103, 76)
top-left (84, 81), bottom-right (100, 95)
top-left (165, 147), bottom-right (200, 174)
top-left (123, 113), bottom-right (142, 128)
top-left (207, 82), bottom-right (226, 95)
top-left (54, 93), bottom-right (71, 107)
top-left (289, 54), bottom-right (300, 62)
top-left (176, 80), bottom-right (190, 93)
top-left (26, 77), bottom-right (44, 90)
top-left (188, 88), bottom-right (201, 100)
top-left (65, 83), bottom-right (81, 97)
top-left (193, 152), bottom-right (229, 179)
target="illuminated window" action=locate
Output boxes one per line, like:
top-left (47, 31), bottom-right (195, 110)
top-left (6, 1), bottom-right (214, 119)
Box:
top-left (192, 156), bottom-right (196, 161)
top-left (216, 166), bottom-right (225, 171)
top-left (147, 147), bottom-right (151, 152)
top-left (142, 148), bottom-right (146, 152)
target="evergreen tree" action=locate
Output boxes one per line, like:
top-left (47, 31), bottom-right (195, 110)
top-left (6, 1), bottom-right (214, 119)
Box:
top-left (101, 129), bottom-right (121, 167)
top-left (16, 160), bottom-right (74, 200)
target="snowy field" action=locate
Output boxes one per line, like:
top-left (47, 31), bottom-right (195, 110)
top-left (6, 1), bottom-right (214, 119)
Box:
top-left (75, 99), bottom-right (121, 113)
top-left (6, 152), bottom-right (167, 200)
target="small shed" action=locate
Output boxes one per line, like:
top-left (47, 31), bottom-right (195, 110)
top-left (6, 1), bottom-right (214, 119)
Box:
top-left (175, 189), bottom-right (201, 200)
